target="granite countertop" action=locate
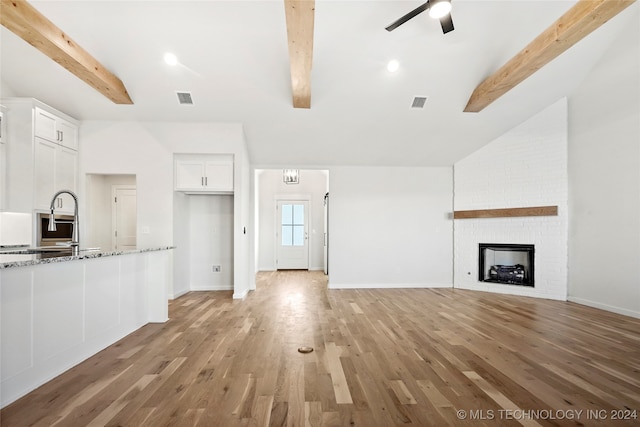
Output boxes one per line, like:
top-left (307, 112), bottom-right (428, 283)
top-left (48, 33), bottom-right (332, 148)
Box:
top-left (0, 246), bottom-right (175, 269)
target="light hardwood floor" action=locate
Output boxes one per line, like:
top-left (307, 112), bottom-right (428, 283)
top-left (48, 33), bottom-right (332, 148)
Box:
top-left (2, 271), bottom-right (639, 426)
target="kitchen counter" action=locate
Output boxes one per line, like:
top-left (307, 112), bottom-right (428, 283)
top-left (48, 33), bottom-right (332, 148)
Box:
top-left (1, 246), bottom-right (174, 407)
top-left (0, 246), bottom-right (175, 269)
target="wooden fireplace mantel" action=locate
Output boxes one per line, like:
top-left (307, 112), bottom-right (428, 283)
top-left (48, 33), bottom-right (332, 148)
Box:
top-left (453, 205), bottom-right (558, 219)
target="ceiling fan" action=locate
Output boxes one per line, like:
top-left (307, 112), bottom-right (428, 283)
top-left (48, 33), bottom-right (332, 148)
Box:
top-left (385, 0), bottom-right (454, 34)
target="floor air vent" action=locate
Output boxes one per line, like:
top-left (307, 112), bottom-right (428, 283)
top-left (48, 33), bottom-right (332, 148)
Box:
top-left (176, 91), bottom-right (194, 105)
top-left (411, 96), bottom-right (428, 109)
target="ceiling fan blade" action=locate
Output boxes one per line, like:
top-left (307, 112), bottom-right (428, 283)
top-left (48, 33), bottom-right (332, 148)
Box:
top-left (385, 1), bottom-right (431, 32)
top-left (440, 13), bottom-right (454, 33)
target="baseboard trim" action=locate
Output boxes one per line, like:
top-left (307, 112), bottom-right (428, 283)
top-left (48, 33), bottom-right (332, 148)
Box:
top-left (233, 289), bottom-right (249, 300)
top-left (328, 282), bottom-right (452, 290)
top-left (568, 296), bottom-right (640, 319)
top-left (169, 289), bottom-right (190, 300)
top-left (190, 285), bottom-right (233, 291)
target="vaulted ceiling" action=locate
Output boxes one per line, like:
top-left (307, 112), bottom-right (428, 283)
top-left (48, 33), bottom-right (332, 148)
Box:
top-left (1, 1), bottom-right (638, 167)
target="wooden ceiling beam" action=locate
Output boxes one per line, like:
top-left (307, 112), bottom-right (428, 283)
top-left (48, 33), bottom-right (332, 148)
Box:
top-left (284, 0), bottom-right (315, 109)
top-left (0, 0), bottom-right (133, 104)
top-left (464, 0), bottom-right (636, 113)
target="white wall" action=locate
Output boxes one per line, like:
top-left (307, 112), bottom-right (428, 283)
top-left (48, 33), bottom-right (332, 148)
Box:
top-left (172, 191), bottom-right (191, 298)
top-left (256, 169), bottom-right (328, 271)
top-left (568, 12), bottom-right (640, 318)
top-left (187, 195), bottom-right (234, 291)
top-left (234, 140), bottom-right (252, 298)
top-left (327, 166), bottom-right (452, 288)
top-left (454, 99), bottom-right (569, 301)
top-left (80, 121), bottom-right (250, 299)
top-left (0, 80), bottom-right (17, 97)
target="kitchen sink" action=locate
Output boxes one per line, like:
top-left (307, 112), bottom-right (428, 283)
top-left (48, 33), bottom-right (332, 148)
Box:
top-left (1, 247), bottom-right (101, 256)
top-left (1, 248), bottom-right (72, 255)
top-left (25, 249), bottom-right (73, 254)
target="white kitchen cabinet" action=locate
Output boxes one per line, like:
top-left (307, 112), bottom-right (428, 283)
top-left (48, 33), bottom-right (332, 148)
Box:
top-left (0, 98), bottom-right (79, 213)
top-left (0, 108), bottom-right (6, 210)
top-left (175, 155), bottom-right (234, 193)
top-left (0, 143), bottom-right (5, 211)
top-left (34, 107), bottom-right (78, 150)
top-left (0, 248), bottom-right (173, 408)
top-left (34, 138), bottom-right (78, 213)
top-left (0, 108), bottom-right (6, 144)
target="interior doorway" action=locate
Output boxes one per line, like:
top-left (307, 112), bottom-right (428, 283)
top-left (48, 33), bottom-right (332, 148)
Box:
top-left (254, 169), bottom-right (329, 278)
top-left (85, 174), bottom-right (136, 251)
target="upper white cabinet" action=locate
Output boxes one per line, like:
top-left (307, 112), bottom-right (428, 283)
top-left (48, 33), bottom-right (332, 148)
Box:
top-left (175, 155), bottom-right (234, 193)
top-left (0, 107), bottom-right (6, 144)
top-left (0, 107), bottom-right (6, 210)
top-left (1, 98), bottom-right (79, 214)
top-left (34, 139), bottom-right (77, 212)
top-left (0, 143), bottom-right (5, 211)
top-left (34, 107), bottom-right (78, 150)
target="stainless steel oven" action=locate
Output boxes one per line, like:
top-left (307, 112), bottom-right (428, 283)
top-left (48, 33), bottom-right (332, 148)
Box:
top-left (38, 213), bottom-right (74, 246)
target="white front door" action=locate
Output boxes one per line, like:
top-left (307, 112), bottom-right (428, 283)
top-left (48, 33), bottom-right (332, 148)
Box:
top-left (276, 200), bottom-right (309, 270)
top-left (112, 187), bottom-right (137, 250)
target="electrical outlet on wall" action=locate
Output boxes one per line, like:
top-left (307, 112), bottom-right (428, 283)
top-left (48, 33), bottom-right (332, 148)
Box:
top-left (212, 265), bottom-right (221, 272)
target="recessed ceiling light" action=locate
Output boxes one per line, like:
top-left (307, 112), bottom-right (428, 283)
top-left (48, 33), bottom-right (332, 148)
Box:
top-left (387, 59), bottom-right (399, 73)
top-left (164, 52), bottom-right (178, 66)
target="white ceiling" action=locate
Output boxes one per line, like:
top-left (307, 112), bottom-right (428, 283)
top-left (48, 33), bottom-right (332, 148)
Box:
top-left (1, 1), bottom-right (637, 167)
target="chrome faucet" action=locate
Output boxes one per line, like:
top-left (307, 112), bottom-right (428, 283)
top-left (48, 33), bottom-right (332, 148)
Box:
top-left (48, 189), bottom-right (79, 251)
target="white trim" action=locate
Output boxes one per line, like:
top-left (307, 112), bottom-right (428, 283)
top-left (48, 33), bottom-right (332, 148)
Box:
top-left (169, 289), bottom-right (190, 300)
top-left (328, 282), bottom-right (453, 289)
top-left (190, 284), bottom-right (233, 291)
top-left (273, 193), bottom-right (312, 201)
top-left (233, 289), bottom-right (250, 299)
top-left (568, 296), bottom-right (640, 319)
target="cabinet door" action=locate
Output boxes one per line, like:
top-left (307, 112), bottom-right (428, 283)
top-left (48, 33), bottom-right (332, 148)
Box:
top-left (34, 108), bottom-right (58, 143)
top-left (34, 138), bottom-right (57, 211)
top-left (57, 120), bottom-right (78, 151)
top-left (175, 161), bottom-right (205, 190)
top-left (0, 142), bottom-right (5, 210)
top-left (204, 161), bottom-right (233, 191)
top-left (0, 110), bottom-right (5, 144)
top-left (56, 147), bottom-right (78, 213)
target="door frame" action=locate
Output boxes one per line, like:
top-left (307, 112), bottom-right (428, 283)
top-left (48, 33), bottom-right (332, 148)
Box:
top-left (111, 185), bottom-right (137, 250)
top-left (274, 194), bottom-right (311, 270)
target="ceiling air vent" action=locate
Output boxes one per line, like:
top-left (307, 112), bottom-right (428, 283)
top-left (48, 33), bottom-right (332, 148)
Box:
top-left (411, 96), bottom-right (428, 109)
top-left (176, 91), bottom-right (194, 105)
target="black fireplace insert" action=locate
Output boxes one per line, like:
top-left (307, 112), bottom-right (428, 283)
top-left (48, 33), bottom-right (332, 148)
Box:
top-left (478, 243), bottom-right (534, 287)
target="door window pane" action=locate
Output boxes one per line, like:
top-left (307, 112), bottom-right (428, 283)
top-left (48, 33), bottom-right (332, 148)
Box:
top-left (282, 204), bottom-right (293, 225)
top-left (293, 204), bottom-right (304, 224)
top-left (281, 225), bottom-right (293, 246)
top-left (293, 225), bottom-right (305, 246)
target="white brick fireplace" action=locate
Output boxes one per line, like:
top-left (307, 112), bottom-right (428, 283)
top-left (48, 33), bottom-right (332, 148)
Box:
top-left (453, 98), bottom-right (568, 300)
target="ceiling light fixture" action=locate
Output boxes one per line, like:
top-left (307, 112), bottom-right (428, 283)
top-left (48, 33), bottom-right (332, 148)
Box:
top-left (387, 59), bottom-right (400, 73)
top-left (164, 52), bottom-right (178, 66)
top-left (428, 0), bottom-right (452, 19)
top-left (283, 169), bottom-right (299, 184)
